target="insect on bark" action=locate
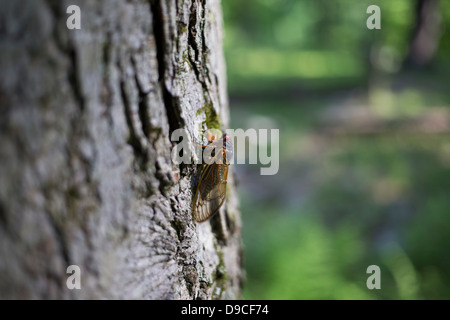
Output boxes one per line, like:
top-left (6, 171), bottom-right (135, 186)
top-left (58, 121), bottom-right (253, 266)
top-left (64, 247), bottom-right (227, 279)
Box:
top-left (192, 130), bottom-right (233, 222)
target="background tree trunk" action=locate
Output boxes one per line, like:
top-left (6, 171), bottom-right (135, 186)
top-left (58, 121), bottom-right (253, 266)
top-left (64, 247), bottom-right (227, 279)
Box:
top-left (0, 0), bottom-right (242, 299)
top-left (405, 0), bottom-right (442, 68)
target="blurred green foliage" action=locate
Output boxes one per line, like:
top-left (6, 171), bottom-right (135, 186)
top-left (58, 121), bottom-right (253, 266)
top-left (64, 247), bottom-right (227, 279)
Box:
top-left (223, 0), bottom-right (450, 299)
top-left (224, 0), bottom-right (450, 94)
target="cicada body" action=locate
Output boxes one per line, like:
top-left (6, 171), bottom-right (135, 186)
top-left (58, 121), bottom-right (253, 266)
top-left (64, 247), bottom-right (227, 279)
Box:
top-left (192, 132), bottom-right (233, 222)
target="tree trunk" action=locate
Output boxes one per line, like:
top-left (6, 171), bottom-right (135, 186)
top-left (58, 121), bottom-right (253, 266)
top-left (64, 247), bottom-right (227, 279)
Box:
top-left (405, 0), bottom-right (442, 68)
top-left (0, 0), bottom-right (242, 299)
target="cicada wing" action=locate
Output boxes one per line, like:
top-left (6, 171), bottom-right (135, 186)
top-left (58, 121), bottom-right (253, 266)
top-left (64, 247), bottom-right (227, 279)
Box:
top-left (192, 164), bottom-right (229, 222)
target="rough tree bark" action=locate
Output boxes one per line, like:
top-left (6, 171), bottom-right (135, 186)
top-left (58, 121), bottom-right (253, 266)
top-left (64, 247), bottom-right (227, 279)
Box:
top-left (0, 0), bottom-right (242, 299)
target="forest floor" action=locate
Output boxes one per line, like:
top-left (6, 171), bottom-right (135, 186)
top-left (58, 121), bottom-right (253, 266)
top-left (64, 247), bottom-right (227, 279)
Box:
top-left (229, 70), bottom-right (450, 299)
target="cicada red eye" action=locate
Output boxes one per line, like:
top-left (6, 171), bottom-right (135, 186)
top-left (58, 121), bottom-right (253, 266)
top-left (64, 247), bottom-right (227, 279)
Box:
top-left (192, 131), bottom-right (232, 222)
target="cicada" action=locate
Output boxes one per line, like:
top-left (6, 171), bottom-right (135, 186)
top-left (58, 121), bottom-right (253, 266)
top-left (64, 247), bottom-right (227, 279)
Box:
top-left (192, 130), bottom-right (233, 222)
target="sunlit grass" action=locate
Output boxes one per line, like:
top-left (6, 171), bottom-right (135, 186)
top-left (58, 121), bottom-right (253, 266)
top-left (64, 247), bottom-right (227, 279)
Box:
top-left (226, 48), bottom-right (364, 80)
